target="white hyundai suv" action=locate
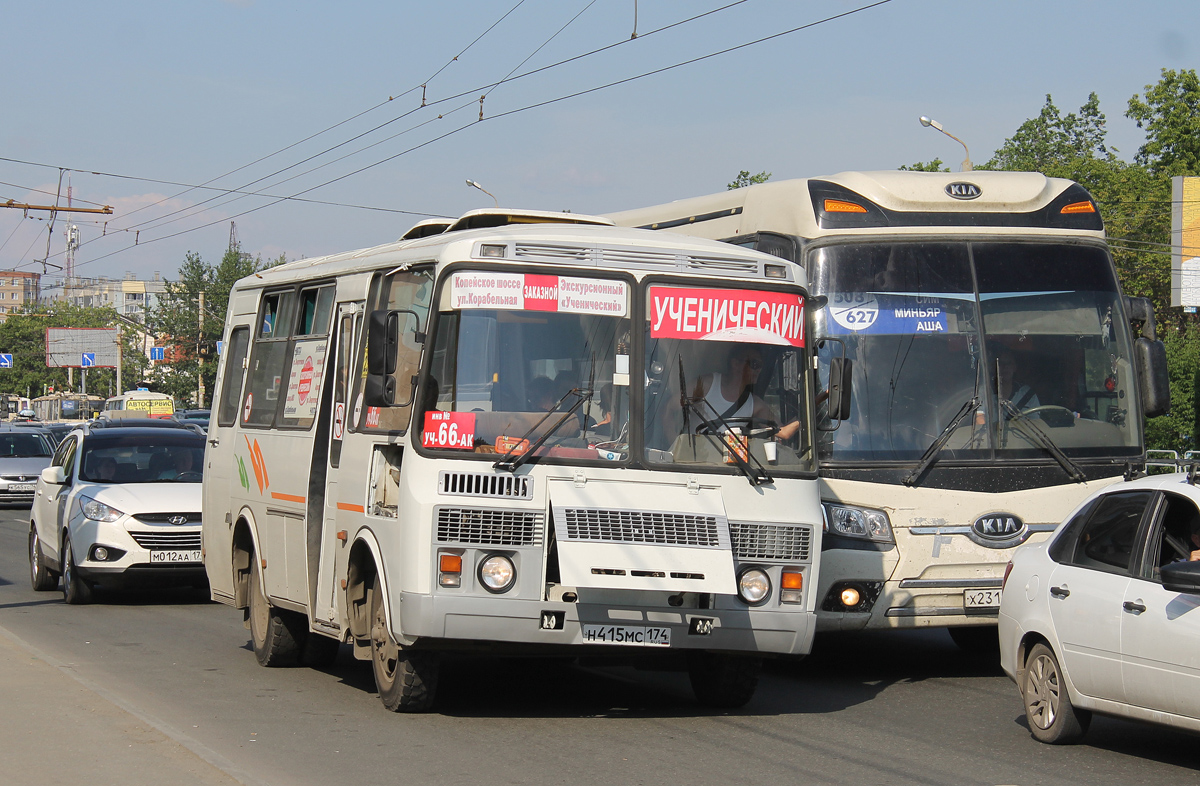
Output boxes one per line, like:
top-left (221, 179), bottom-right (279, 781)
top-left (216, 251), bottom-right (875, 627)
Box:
top-left (28, 424), bottom-right (206, 604)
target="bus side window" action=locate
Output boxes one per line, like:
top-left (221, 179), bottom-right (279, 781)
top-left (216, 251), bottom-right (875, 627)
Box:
top-left (360, 269), bottom-right (434, 433)
top-left (217, 327), bottom-right (251, 428)
top-left (244, 291), bottom-right (296, 426)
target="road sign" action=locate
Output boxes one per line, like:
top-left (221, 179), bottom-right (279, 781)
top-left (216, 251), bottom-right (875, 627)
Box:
top-left (81, 353), bottom-right (95, 367)
top-left (0, 354), bottom-right (12, 368)
top-left (216, 340), bottom-right (225, 355)
top-left (150, 347), bottom-right (165, 361)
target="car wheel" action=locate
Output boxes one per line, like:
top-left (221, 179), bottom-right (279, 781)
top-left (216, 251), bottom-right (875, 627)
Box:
top-left (29, 526), bottom-right (57, 591)
top-left (247, 558), bottom-right (303, 667)
top-left (370, 575), bottom-right (438, 712)
top-left (61, 536), bottom-right (93, 605)
top-left (687, 652), bottom-right (761, 709)
top-left (1022, 642), bottom-right (1090, 744)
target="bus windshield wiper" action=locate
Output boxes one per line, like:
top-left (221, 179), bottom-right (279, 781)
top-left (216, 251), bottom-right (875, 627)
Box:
top-left (903, 396), bottom-right (979, 487)
top-left (678, 357), bottom-right (773, 487)
top-left (494, 363), bottom-right (596, 472)
top-left (1000, 399), bottom-right (1087, 482)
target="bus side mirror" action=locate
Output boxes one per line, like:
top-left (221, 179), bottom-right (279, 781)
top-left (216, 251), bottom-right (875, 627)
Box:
top-left (366, 310), bottom-right (421, 408)
top-left (827, 356), bottom-right (853, 420)
top-left (1135, 336), bottom-right (1170, 418)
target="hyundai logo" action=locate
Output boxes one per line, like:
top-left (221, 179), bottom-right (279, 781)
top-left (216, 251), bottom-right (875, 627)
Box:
top-left (168, 515), bottom-right (189, 526)
top-left (968, 512), bottom-right (1028, 549)
top-left (945, 182), bottom-right (981, 200)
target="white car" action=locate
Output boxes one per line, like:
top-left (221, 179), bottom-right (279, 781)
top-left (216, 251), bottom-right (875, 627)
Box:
top-left (999, 471), bottom-right (1200, 743)
top-left (28, 424), bottom-right (206, 604)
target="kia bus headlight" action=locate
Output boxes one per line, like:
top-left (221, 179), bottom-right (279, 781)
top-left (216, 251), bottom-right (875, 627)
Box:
top-left (823, 503), bottom-right (893, 543)
top-left (737, 568), bottom-right (771, 605)
top-left (478, 554), bottom-right (516, 593)
top-left (80, 496), bottom-right (123, 523)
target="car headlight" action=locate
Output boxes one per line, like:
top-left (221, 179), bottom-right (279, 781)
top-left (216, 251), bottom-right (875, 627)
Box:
top-left (80, 496), bottom-right (123, 523)
top-left (478, 554), bottom-right (515, 593)
top-left (737, 567), bottom-right (771, 605)
top-left (823, 503), bottom-right (893, 543)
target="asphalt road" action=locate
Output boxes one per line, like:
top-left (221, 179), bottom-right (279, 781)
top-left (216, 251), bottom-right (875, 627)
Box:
top-left (0, 506), bottom-right (1197, 786)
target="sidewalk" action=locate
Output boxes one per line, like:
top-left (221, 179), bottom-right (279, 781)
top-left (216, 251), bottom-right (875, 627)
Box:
top-left (0, 625), bottom-right (245, 786)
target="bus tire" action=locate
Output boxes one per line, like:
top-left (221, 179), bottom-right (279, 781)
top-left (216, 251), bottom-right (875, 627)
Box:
top-left (61, 536), bottom-right (93, 605)
top-left (248, 560), bottom-right (303, 667)
top-left (687, 652), bottom-right (760, 709)
top-left (300, 633), bottom-right (341, 668)
top-left (369, 576), bottom-right (438, 712)
top-left (30, 526), bottom-right (58, 591)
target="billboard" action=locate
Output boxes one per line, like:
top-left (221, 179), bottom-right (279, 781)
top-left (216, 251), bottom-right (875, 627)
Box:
top-left (1172, 176), bottom-right (1200, 308)
top-left (45, 327), bottom-right (120, 368)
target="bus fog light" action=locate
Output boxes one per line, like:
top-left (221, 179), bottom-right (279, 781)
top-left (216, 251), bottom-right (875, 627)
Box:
top-left (780, 570), bottom-right (803, 604)
top-left (479, 555), bottom-right (515, 593)
top-left (737, 568), bottom-right (771, 605)
top-left (840, 586), bottom-right (861, 607)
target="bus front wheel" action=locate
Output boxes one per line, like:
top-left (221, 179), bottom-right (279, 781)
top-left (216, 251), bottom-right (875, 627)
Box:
top-left (369, 576), bottom-right (438, 712)
top-left (248, 560), bottom-right (303, 667)
top-left (687, 651), bottom-right (761, 709)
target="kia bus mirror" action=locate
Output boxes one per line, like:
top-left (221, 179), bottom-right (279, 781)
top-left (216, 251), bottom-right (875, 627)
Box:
top-left (1135, 336), bottom-right (1170, 417)
top-left (827, 356), bottom-right (853, 420)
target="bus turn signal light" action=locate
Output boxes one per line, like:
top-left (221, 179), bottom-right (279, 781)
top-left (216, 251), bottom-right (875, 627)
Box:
top-left (824, 199), bottom-right (868, 214)
top-left (781, 570), bottom-right (803, 604)
top-left (439, 554), bottom-right (463, 588)
top-left (1059, 200), bottom-right (1096, 214)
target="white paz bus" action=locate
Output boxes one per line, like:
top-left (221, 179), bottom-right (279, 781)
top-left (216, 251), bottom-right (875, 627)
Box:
top-left (203, 209), bottom-right (834, 711)
top-left (609, 171), bottom-right (1170, 648)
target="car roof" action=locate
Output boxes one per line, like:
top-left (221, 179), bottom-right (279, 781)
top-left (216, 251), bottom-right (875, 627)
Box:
top-left (80, 426), bottom-right (206, 440)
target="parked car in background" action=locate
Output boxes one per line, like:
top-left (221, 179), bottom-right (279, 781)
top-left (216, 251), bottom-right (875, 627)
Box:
top-left (28, 424), bottom-right (206, 604)
top-left (999, 472), bottom-right (1200, 743)
top-left (0, 427), bottom-right (54, 504)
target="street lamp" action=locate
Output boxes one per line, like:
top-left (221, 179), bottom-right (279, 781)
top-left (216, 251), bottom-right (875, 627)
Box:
top-left (919, 116), bottom-right (972, 172)
top-left (465, 179), bottom-right (499, 207)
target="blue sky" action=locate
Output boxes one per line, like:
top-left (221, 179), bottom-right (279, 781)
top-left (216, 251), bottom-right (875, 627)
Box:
top-left (1, 0), bottom-right (1196, 289)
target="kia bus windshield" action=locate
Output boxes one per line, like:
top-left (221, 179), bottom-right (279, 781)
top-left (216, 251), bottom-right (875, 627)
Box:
top-left (812, 241), bottom-right (1140, 466)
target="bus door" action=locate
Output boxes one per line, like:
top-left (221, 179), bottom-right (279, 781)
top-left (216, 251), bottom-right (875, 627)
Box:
top-left (308, 303), bottom-right (361, 624)
top-left (204, 323), bottom-right (252, 599)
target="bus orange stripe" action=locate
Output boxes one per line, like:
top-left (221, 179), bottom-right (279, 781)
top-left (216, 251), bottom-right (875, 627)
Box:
top-left (337, 502), bottom-right (365, 512)
top-left (270, 492), bottom-right (306, 503)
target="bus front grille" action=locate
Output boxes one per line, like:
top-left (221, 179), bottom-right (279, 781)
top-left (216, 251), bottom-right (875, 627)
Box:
top-left (730, 522), bottom-right (811, 562)
top-left (130, 531), bottom-right (202, 550)
top-left (435, 507), bottom-right (544, 547)
top-left (685, 255), bottom-right (761, 275)
top-left (438, 471), bottom-right (533, 500)
top-left (560, 508), bottom-right (721, 547)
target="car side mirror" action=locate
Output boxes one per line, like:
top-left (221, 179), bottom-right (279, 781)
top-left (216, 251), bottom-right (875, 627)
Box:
top-left (40, 466), bottom-right (66, 485)
top-left (1160, 560), bottom-right (1200, 595)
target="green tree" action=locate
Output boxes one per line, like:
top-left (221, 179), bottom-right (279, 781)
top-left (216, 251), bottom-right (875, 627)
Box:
top-left (898, 158), bottom-right (949, 172)
top-left (728, 170), bottom-right (771, 190)
top-left (1127, 68), bottom-right (1200, 176)
top-left (149, 243), bottom-right (283, 407)
top-left (983, 93), bottom-right (1112, 172)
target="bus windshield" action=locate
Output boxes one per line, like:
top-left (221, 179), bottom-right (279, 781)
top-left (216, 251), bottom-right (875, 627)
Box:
top-left (421, 270), bottom-right (632, 462)
top-left (813, 241), bottom-right (1140, 464)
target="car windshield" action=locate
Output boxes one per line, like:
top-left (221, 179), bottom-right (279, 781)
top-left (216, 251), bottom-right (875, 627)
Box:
top-left (0, 432), bottom-right (52, 457)
top-left (812, 241), bottom-right (1140, 463)
top-left (642, 283), bottom-right (814, 476)
top-left (420, 270), bottom-right (631, 463)
top-left (79, 434), bottom-right (206, 484)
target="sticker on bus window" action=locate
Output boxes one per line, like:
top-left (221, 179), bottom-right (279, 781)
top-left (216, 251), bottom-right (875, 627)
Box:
top-left (450, 272), bottom-right (628, 317)
top-left (825, 293), bottom-right (948, 335)
top-left (283, 339), bottom-right (328, 421)
top-left (649, 287), bottom-right (804, 346)
top-left (422, 411), bottom-right (476, 450)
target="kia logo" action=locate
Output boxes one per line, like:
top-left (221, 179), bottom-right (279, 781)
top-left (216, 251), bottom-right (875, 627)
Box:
top-left (945, 182), bottom-right (981, 200)
top-left (968, 512), bottom-right (1028, 548)
top-left (168, 515), bottom-right (189, 526)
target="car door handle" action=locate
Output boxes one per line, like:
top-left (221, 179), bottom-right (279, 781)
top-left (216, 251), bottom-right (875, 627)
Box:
top-left (1049, 585), bottom-right (1070, 598)
top-left (1123, 600), bottom-right (1146, 614)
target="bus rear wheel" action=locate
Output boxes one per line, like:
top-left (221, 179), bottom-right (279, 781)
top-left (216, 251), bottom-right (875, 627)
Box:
top-left (369, 576), bottom-right (438, 712)
top-left (248, 560), bottom-right (303, 667)
top-left (687, 651), bottom-right (761, 709)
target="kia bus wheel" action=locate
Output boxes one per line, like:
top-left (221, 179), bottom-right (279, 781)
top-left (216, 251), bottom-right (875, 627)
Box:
top-left (687, 652), bottom-right (761, 709)
top-left (369, 575), bottom-right (438, 712)
top-left (29, 526), bottom-right (57, 591)
top-left (248, 559), bottom-right (303, 667)
top-left (61, 536), bottom-right (93, 605)
top-left (1022, 643), bottom-right (1090, 744)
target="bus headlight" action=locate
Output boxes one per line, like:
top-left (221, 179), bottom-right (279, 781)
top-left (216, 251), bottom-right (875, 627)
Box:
top-left (737, 568), bottom-right (771, 605)
top-left (823, 503), bottom-right (893, 543)
top-left (478, 554), bottom-right (516, 593)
